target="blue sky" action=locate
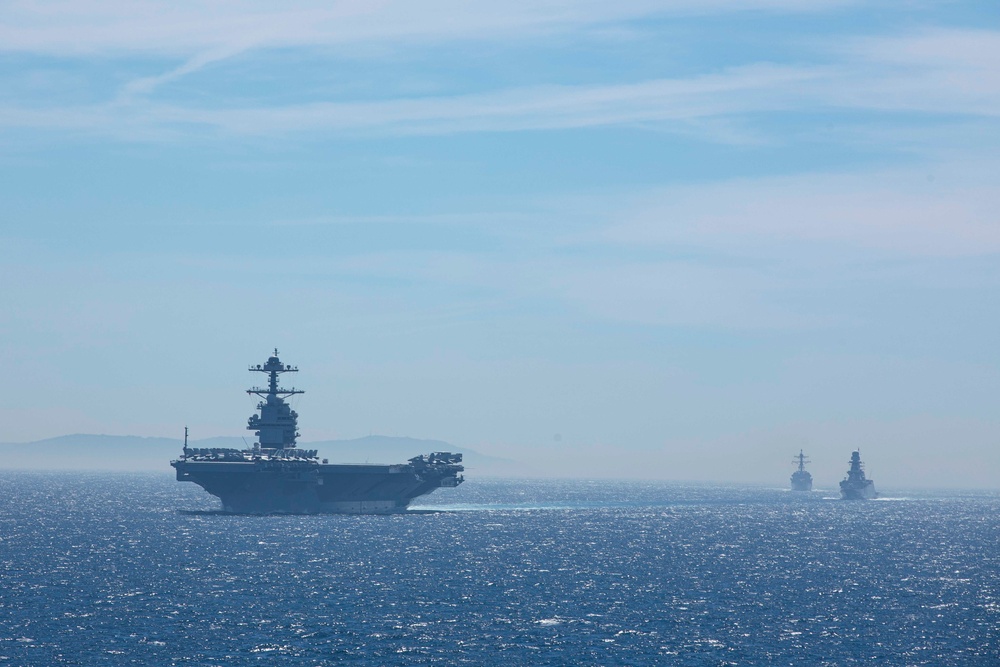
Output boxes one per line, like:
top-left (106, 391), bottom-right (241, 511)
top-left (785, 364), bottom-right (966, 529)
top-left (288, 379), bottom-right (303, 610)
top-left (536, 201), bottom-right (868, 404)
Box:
top-left (1, 1), bottom-right (998, 485)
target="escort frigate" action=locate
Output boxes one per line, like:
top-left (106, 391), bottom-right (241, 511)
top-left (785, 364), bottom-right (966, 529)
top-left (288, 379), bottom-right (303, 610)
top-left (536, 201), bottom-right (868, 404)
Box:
top-left (790, 449), bottom-right (813, 492)
top-left (839, 450), bottom-right (877, 500)
top-left (172, 351), bottom-right (464, 514)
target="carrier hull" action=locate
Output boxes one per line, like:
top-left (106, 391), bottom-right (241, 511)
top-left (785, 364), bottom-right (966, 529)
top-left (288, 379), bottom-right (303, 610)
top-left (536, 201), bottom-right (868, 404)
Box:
top-left (172, 459), bottom-right (463, 514)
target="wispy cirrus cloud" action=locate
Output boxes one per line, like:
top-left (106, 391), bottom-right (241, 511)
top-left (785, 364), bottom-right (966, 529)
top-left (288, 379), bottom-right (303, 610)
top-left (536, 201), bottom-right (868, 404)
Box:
top-left (827, 28), bottom-right (1000, 116)
top-left (204, 159), bottom-right (1000, 331)
top-left (601, 162), bottom-right (1000, 258)
top-left (135, 63), bottom-right (822, 137)
top-left (1, 0), bottom-right (860, 101)
top-left (2, 27), bottom-right (998, 142)
top-left (0, 0), bottom-right (855, 56)
top-left (117, 45), bottom-right (256, 100)
top-left (4, 63), bottom-right (818, 139)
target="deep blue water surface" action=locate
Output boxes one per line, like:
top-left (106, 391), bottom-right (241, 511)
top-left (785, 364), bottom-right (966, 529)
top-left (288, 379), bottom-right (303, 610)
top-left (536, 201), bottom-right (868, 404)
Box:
top-left (0, 473), bottom-right (998, 665)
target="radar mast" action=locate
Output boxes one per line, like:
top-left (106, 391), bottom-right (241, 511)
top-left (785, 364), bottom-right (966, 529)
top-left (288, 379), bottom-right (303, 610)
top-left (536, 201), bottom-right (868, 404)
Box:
top-left (246, 349), bottom-right (303, 450)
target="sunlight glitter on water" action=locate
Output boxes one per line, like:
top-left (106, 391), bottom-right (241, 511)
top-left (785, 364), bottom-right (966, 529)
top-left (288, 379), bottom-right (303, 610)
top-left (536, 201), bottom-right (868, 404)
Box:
top-left (0, 473), bottom-right (997, 666)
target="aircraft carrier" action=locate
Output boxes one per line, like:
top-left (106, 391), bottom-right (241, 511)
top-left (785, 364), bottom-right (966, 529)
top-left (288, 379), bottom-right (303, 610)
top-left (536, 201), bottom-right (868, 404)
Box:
top-left (171, 351), bottom-right (464, 514)
top-left (839, 450), bottom-right (877, 500)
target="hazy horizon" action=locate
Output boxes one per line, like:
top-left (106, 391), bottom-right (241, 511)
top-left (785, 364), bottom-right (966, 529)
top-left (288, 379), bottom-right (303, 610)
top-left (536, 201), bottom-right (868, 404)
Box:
top-left (1, 3), bottom-right (998, 488)
top-left (3, 431), bottom-right (997, 490)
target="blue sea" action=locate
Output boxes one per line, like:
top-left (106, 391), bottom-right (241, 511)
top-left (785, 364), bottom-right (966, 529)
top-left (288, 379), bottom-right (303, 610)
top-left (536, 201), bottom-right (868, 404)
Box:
top-left (0, 474), bottom-right (997, 665)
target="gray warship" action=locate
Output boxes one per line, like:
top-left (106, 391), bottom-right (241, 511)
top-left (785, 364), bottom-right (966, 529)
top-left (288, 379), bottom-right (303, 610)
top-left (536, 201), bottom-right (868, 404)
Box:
top-left (839, 450), bottom-right (877, 500)
top-left (790, 450), bottom-right (812, 491)
top-left (171, 351), bottom-right (464, 514)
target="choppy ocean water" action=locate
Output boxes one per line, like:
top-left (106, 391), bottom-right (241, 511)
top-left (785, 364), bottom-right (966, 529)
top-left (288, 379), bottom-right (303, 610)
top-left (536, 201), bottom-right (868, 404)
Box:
top-left (0, 473), bottom-right (998, 665)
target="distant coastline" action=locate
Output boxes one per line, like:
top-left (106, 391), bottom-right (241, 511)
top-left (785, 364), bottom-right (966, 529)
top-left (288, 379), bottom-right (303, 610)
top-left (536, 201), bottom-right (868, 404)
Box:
top-left (0, 433), bottom-right (517, 475)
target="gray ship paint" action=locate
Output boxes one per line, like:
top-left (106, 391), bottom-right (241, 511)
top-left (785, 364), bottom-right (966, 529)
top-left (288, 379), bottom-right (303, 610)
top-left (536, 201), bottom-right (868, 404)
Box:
top-left (172, 351), bottom-right (464, 513)
top-left (839, 450), bottom-right (877, 500)
top-left (790, 449), bottom-right (812, 492)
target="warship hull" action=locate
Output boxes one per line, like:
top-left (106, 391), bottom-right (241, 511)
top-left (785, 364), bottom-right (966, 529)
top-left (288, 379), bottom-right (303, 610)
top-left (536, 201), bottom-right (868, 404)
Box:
top-left (790, 471), bottom-right (812, 492)
top-left (173, 459), bottom-right (463, 514)
top-left (839, 480), bottom-right (877, 500)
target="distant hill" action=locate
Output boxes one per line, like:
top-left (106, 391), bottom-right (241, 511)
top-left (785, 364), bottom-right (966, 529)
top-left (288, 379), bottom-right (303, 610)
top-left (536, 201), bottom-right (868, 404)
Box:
top-left (0, 433), bottom-right (519, 475)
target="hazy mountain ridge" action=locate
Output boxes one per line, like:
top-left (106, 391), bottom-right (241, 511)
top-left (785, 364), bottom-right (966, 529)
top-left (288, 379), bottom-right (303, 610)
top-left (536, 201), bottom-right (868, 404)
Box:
top-left (0, 434), bottom-right (518, 475)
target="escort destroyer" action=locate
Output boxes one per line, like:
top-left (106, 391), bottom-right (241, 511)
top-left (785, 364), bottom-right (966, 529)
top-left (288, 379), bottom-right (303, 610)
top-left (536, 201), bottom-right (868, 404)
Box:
top-left (790, 450), bottom-right (813, 492)
top-left (839, 450), bottom-right (877, 500)
top-left (171, 351), bottom-right (464, 513)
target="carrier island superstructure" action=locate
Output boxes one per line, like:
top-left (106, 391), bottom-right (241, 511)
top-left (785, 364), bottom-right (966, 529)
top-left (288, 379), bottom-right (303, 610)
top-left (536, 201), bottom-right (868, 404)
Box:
top-left (171, 351), bottom-right (464, 514)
